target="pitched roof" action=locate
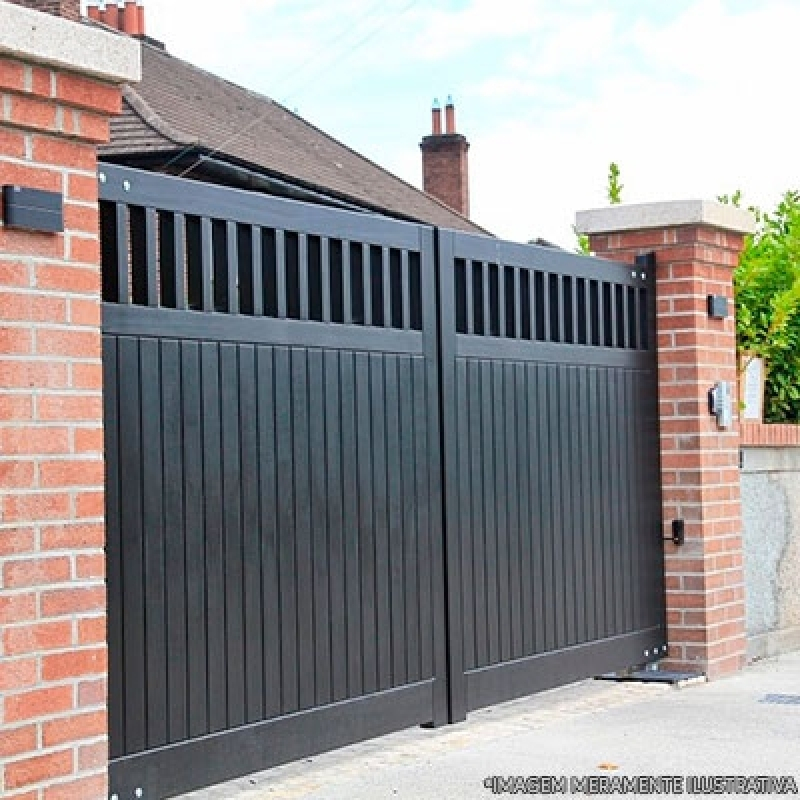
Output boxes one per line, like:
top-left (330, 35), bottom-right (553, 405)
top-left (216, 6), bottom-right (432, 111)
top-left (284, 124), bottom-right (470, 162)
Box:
top-left (100, 39), bottom-right (486, 234)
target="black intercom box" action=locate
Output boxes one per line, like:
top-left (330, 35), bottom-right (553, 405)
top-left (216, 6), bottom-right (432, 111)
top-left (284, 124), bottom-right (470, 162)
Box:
top-left (2, 185), bottom-right (64, 233)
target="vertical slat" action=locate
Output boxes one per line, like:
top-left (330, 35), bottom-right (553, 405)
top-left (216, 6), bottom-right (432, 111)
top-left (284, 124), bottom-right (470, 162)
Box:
top-left (103, 337), bottom-right (125, 757)
top-left (468, 359), bottom-right (487, 667)
top-left (324, 350), bottom-right (347, 702)
top-left (598, 367), bottom-right (615, 634)
top-left (238, 344), bottom-right (264, 724)
top-left (355, 351), bottom-right (376, 693)
top-left (342, 240), bottom-right (352, 324)
top-left (226, 220), bottom-right (239, 314)
top-left (274, 346), bottom-right (297, 712)
top-left (513, 267), bottom-right (522, 339)
top-left (200, 342), bottom-right (226, 732)
top-left (250, 225), bottom-right (263, 317)
top-left (399, 355), bottom-right (419, 682)
top-left (505, 362), bottom-right (522, 659)
top-left (546, 365), bottom-right (565, 648)
top-left (370, 354), bottom-right (391, 690)
top-left (559, 366), bottom-right (576, 647)
top-left (465, 260), bottom-right (474, 335)
top-left (198, 217), bottom-right (212, 312)
top-left (589, 367), bottom-right (605, 640)
top-left (115, 203), bottom-right (128, 303)
top-left (321, 237), bottom-right (331, 322)
top-left (455, 358), bottom-right (474, 670)
top-left (220, 344), bottom-right (245, 726)
top-left (497, 265), bottom-right (506, 339)
top-left (292, 348), bottom-right (314, 709)
top-left (401, 250), bottom-right (411, 330)
top-left (275, 229), bottom-right (287, 319)
top-left (610, 371), bottom-right (625, 633)
top-left (173, 213), bottom-right (186, 310)
top-left (308, 350), bottom-right (331, 706)
top-left (382, 246), bottom-right (392, 328)
top-left (626, 370), bottom-right (641, 631)
top-left (256, 346), bottom-right (281, 719)
top-left (482, 360), bottom-right (499, 663)
top-left (568, 367), bottom-right (585, 645)
top-left (578, 367), bottom-right (594, 643)
top-left (537, 365), bottom-right (555, 651)
top-left (493, 361), bottom-right (510, 663)
top-left (482, 262), bottom-right (491, 338)
top-left (181, 341), bottom-right (208, 738)
top-left (362, 243), bottom-right (372, 326)
top-left (556, 274), bottom-right (565, 344)
top-left (541, 273), bottom-right (551, 342)
top-left (412, 356), bottom-right (433, 682)
top-left (158, 213), bottom-right (176, 308)
top-left (160, 340), bottom-right (188, 744)
top-left (528, 269), bottom-right (536, 341)
top-left (340, 352), bottom-right (362, 696)
top-left (520, 364), bottom-right (537, 654)
top-left (298, 233), bottom-right (309, 320)
top-left (145, 207), bottom-right (158, 306)
top-left (117, 337), bottom-right (146, 753)
top-left (385, 355), bottom-right (406, 685)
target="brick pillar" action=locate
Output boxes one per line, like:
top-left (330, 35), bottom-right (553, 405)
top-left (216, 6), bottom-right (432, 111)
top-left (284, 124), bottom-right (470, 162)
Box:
top-left (576, 201), bottom-right (757, 679)
top-left (0, 4), bottom-right (139, 799)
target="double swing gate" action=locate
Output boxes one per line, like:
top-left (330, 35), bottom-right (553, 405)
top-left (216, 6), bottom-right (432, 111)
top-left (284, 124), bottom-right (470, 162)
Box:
top-left (100, 165), bottom-right (666, 799)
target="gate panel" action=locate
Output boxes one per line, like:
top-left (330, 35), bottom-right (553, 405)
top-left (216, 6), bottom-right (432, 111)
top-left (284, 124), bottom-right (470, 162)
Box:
top-left (101, 166), bottom-right (446, 798)
top-left (438, 231), bottom-right (666, 720)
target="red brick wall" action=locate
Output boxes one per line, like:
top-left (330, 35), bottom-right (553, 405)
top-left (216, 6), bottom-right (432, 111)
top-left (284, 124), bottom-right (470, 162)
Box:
top-left (4, 0), bottom-right (81, 22)
top-left (420, 133), bottom-right (470, 218)
top-left (741, 421), bottom-right (800, 447)
top-left (0, 53), bottom-right (121, 800)
top-left (590, 225), bottom-right (748, 678)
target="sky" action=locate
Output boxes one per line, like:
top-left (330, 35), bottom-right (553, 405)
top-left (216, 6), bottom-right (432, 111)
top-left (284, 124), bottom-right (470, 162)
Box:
top-left (91, 0), bottom-right (798, 247)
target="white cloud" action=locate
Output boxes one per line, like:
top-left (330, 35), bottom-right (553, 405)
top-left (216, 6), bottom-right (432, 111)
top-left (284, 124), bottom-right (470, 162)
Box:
top-left (93, 0), bottom-right (800, 247)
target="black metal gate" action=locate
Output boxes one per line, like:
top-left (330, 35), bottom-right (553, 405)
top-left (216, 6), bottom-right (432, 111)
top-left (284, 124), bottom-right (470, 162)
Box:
top-left (100, 165), bottom-right (666, 799)
top-left (437, 232), bottom-right (666, 718)
top-left (100, 166), bottom-right (447, 798)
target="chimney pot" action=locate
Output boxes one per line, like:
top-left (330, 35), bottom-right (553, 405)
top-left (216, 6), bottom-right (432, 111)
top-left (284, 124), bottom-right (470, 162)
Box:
top-left (87, 3), bottom-right (101, 20)
top-left (431, 98), bottom-right (442, 136)
top-left (104, 1), bottom-right (119, 30)
top-left (137, 3), bottom-right (146, 35)
top-left (122, 0), bottom-right (140, 34)
top-left (445, 96), bottom-right (456, 134)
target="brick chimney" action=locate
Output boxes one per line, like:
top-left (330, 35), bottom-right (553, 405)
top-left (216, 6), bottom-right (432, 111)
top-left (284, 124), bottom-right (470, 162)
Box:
top-left (5, 0), bottom-right (81, 21)
top-left (86, 0), bottom-right (147, 36)
top-left (420, 95), bottom-right (470, 218)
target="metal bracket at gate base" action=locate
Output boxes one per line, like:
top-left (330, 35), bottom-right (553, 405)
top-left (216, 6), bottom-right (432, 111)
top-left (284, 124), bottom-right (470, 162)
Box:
top-left (664, 519), bottom-right (685, 546)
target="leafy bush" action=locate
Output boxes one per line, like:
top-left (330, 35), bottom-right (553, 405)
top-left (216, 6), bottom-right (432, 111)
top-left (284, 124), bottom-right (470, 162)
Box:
top-left (731, 191), bottom-right (800, 422)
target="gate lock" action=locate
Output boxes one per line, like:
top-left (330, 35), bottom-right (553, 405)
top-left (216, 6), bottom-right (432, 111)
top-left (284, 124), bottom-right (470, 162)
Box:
top-left (664, 519), bottom-right (685, 547)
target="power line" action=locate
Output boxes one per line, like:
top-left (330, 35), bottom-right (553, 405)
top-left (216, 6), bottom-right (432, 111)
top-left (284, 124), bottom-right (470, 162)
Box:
top-left (176, 0), bottom-right (421, 179)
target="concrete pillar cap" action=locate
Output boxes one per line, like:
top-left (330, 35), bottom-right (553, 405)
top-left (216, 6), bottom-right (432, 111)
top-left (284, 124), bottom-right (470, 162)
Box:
top-left (575, 199), bottom-right (757, 236)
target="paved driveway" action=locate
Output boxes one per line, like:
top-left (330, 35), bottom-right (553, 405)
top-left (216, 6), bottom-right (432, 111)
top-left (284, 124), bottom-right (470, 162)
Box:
top-left (180, 651), bottom-right (800, 799)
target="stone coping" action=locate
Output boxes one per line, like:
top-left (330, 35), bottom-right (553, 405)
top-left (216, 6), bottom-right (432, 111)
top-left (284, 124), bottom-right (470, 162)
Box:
top-left (575, 199), bottom-right (757, 236)
top-left (0, 0), bottom-right (140, 83)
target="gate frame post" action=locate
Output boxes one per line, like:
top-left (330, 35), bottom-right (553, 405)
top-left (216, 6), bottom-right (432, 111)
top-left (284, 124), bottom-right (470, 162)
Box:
top-left (0, 5), bottom-right (138, 798)
top-left (576, 200), bottom-right (757, 679)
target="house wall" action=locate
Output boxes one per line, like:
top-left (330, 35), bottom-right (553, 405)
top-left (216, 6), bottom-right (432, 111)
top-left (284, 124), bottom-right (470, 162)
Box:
top-left (741, 423), bottom-right (800, 660)
top-left (0, 3), bottom-right (138, 798)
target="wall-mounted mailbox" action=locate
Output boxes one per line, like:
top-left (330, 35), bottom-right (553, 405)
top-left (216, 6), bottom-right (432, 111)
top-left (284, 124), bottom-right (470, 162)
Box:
top-left (2, 185), bottom-right (63, 233)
